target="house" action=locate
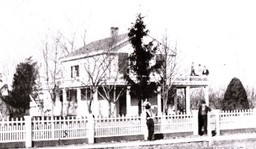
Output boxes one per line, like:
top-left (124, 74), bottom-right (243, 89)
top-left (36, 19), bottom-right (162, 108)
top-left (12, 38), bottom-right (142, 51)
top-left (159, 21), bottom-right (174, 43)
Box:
top-left (58, 27), bottom-right (209, 117)
top-left (0, 79), bottom-right (10, 117)
top-left (0, 97), bottom-right (10, 118)
top-left (58, 27), bottom-right (164, 117)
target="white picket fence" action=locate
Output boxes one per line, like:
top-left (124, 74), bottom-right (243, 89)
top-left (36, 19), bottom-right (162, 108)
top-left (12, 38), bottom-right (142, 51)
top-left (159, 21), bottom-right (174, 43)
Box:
top-left (154, 112), bottom-right (194, 134)
top-left (219, 109), bottom-right (256, 130)
top-left (0, 117), bottom-right (25, 143)
top-left (32, 116), bottom-right (88, 141)
top-left (94, 115), bottom-right (142, 137)
top-left (1, 109), bottom-right (256, 147)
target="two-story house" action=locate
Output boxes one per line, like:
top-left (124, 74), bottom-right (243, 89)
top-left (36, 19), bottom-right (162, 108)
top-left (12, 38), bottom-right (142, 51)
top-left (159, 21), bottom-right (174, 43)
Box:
top-left (59, 27), bottom-right (165, 117)
top-left (58, 27), bottom-right (209, 117)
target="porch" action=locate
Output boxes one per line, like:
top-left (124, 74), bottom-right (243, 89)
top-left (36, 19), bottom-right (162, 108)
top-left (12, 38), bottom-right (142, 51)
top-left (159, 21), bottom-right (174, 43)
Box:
top-left (56, 76), bottom-right (209, 117)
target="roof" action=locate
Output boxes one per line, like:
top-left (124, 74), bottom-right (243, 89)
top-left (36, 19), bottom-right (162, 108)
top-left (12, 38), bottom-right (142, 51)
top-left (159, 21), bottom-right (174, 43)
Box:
top-left (64, 33), bottom-right (129, 59)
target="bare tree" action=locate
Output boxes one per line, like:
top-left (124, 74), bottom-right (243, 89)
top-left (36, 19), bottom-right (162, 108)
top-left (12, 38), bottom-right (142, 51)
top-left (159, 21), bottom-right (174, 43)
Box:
top-left (98, 53), bottom-right (126, 117)
top-left (58, 31), bottom-right (76, 54)
top-left (41, 34), bottom-right (64, 115)
top-left (75, 51), bottom-right (121, 115)
top-left (41, 28), bottom-right (87, 115)
top-left (86, 54), bottom-right (111, 114)
top-left (158, 34), bottom-right (187, 114)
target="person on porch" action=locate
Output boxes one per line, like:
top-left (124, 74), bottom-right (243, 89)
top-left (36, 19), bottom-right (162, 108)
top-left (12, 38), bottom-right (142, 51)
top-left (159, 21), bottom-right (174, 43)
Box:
top-left (195, 64), bottom-right (203, 76)
top-left (202, 65), bottom-right (209, 76)
top-left (198, 100), bottom-right (211, 136)
top-left (190, 62), bottom-right (197, 76)
top-left (145, 103), bottom-right (154, 141)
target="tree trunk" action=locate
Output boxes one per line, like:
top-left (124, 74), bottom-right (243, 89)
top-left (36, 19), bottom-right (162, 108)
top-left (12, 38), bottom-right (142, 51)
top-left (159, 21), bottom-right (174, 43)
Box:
top-left (88, 100), bottom-right (92, 114)
top-left (162, 86), bottom-right (169, 114)
top-left (88, 87), bottom-right (98, 115)
top-left (52, 101), bottom-right (54, 116)
top-left (138, 99), bottom-right (142, 115)
top-left (108, 100), bottom-right (112, 117)
top-left (88, 88), bottom-right (95, 114)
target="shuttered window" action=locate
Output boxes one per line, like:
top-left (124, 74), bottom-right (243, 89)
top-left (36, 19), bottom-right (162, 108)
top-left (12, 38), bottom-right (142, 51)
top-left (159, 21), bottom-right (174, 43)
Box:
top-left (118, 53), bottom-right (128, 74)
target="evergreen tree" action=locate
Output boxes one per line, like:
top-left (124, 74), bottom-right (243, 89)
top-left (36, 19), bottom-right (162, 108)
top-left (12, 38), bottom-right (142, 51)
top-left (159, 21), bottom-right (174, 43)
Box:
top-left (124, 14), bottom-right (162, 114)
top-left (4, 57), bottom-right (38, 116)
top-left (222, 77), bottom-right (249, 110)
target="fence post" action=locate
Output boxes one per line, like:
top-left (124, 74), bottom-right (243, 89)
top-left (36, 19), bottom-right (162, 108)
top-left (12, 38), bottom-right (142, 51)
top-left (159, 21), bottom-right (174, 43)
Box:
top-left (192, 110), bottom-right (198, 135)
top-left (207, 112), bottom-right (212, 137)
top-left (214, 110), bottom-right (220, 136)
top-left (160, 113), bottom-right (165, 133)
top-left (141, 113), bottom-right (147, 140)
top-left (24, 116), bottom-right (32, 148)
top-left (51, 116), bottom-right (55, 139)
top-left (88, 114), bottom-right (95, 144)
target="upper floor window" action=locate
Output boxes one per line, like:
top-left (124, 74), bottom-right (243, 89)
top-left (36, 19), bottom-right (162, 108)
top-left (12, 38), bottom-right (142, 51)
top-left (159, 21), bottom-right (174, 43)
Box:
top-left (71, 65), bottom-right (79, 78)
top-left (156, 54), bottom-right (165, 65)
top-left (118, 53), bottom-right (128, 74)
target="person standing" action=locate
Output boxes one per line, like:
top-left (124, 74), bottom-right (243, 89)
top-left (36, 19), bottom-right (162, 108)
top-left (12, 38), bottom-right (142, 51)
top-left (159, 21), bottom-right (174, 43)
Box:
top-left (190, 62), bottom-right (196, 76)
top-left (196, 64), bottom-right (203, 76)
top-left (202, 65), bottom-right (209, 76)
top-left (198, 101), bottom-right (211, 136)
top-left (145, 103), bottom-right (154, 140)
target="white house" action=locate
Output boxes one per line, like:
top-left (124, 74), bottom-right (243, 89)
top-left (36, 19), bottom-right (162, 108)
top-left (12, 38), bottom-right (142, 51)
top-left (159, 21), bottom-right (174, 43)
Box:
top-left (57, 27), bottom-right (164, 117)
top-left (58, 27), bottom-right (209, 117)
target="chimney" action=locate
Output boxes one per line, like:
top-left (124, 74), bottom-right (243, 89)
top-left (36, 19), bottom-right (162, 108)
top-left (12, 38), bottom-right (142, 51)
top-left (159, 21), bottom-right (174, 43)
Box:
top-left (110, 27), bottom-right (119, 38)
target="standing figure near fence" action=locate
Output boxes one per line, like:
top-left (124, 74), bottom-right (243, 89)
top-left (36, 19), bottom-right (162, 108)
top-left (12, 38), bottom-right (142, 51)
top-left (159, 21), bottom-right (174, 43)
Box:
top-left (145, 103), bottom-right (154, 140)
top-left (198, 101), bottom-right (211, 136)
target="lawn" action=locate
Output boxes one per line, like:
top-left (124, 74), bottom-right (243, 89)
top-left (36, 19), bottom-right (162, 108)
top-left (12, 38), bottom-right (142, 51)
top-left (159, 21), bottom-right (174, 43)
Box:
top-left (115, 138), bottom-right (256, 149)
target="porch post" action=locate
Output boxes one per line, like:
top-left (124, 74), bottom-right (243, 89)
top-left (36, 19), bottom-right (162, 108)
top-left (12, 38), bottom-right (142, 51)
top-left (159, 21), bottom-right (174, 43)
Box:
top-left (77, 88), bottom-right (82, 116)
top-left (53, 92), bottom-right (61, 116)
top-left (92, 88), bottom-right (99, 116)
top-left (126, 86), bottom-right (131, 116)
top-left (185, 86), bottom-right (190, 113)
top-left (157, 86), bottom-right (162, 115)
top-left (204, 86), bottom-right (209, 106)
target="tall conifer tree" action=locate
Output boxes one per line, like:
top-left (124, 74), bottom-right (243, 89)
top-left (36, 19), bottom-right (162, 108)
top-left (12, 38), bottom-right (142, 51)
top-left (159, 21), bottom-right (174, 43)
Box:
top-left (124, 14), bottom-right (162, 114)
top-left (4, 57), bottom-right (38, 116)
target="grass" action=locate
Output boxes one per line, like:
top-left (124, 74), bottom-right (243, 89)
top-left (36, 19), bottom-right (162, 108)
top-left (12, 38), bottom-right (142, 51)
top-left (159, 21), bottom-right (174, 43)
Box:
top-left (115, 139), bottom-right (256, 149)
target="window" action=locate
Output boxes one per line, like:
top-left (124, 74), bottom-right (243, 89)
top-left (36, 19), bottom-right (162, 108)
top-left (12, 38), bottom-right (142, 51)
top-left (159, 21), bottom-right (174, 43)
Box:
top-left (71, 65), bottom-right (79, 78)
top-left (66, 89), bottom-right (77, 102)
top-left (81, 88), bottom-right (91, 101)
top-left (118, 53), bottom-right (128, 74)
top-left (156, 54), bottom-right (164, 64)
top-left (59, 90), bottom-right (63, 102)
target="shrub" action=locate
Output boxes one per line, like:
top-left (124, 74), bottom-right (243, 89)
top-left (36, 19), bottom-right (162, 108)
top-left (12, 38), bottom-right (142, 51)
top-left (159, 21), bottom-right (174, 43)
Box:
top-left (222, 77), bottom-right (249, 110)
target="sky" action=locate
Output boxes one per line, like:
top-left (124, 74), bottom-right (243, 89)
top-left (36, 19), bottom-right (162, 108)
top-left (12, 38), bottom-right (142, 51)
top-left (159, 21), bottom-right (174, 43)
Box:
top-left (0, 0), bottom-right (256, 89)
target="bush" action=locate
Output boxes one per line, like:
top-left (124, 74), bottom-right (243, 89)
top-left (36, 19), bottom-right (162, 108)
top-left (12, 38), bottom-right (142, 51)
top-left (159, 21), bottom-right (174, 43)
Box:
top-left (222, 77), bottom-right (249, 110)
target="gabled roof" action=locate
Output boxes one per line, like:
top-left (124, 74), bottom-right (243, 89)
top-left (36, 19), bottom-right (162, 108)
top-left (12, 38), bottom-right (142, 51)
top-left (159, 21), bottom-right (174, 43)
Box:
top-left (64, 33), bottom-right (129, 59)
